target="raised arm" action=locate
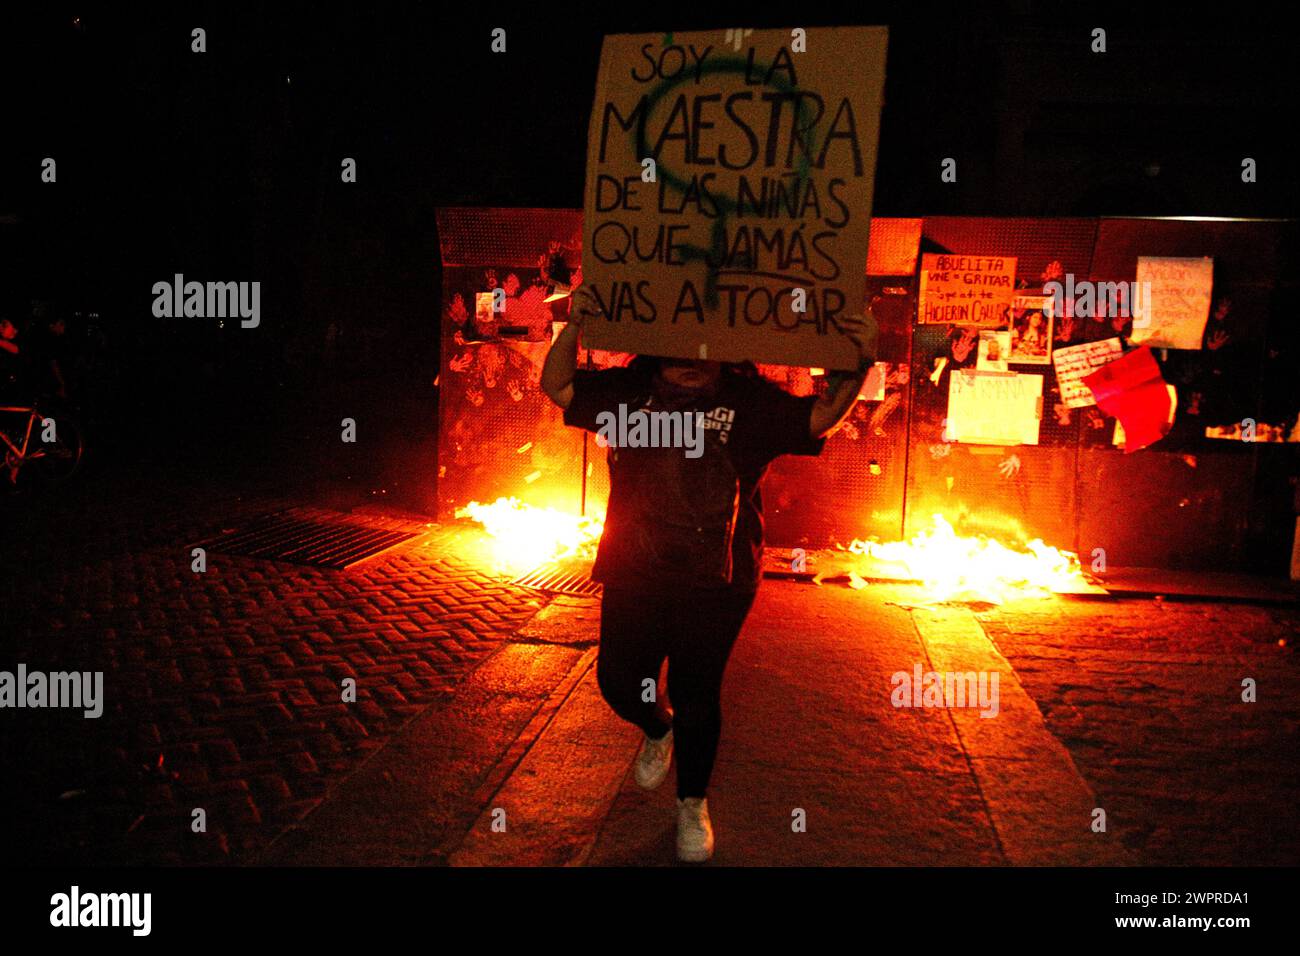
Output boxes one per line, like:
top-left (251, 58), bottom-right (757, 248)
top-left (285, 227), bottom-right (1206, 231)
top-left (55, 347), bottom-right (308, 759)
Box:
top-left (540, 285), bottom-right (598, 409)
top-left (809, 310), bottom-right (879, 440)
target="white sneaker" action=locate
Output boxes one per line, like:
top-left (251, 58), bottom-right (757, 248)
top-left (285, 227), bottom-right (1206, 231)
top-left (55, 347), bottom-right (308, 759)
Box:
top-left (633, 728), bottom-right (673, 790)
top-left (676, 796), bottom-right (714, 862)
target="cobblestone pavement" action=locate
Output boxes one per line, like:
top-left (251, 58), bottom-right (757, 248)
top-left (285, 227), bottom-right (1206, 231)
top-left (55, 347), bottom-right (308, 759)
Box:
top-left (4, 464), bottom-right (1297, 867)
top-left (977, 598), bottom-right (1300, 865)
top-left (1, 469), bottom-right (550, 865)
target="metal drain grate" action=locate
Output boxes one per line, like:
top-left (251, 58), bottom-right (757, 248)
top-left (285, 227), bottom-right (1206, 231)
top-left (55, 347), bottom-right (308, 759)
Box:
top-left (192, 513), bottom-right (422, 569)
top-left (512, 561), bottom-right (603, 597)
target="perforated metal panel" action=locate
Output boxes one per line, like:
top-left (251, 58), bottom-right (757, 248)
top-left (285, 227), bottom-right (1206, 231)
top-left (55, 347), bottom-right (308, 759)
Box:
top-left (435, 209), bottom-right (1299, 573)
top-left (436, 208), bottom-right (582, 269)
top-left (867, 217), bottom-right (923, 276)
top-left (764, 275), bottom-right (913, 547)
top-left (923, 216), bottom-right (1098, 285)
top-left (1075, 218), bottom-right (1299, 568)
top-left (436, 208), bottom-right (588, 518)
top-left (900, 219), bottom-right (1097, 547)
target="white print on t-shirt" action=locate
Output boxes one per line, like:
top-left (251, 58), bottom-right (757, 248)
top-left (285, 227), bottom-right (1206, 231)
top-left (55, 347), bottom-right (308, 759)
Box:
top-left (700, 406), bottom-right (735, 444)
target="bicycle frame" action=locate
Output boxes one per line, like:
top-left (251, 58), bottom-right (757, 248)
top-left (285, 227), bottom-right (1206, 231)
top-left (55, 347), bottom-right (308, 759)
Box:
top-left (0, 406), bottom-right (45, 461)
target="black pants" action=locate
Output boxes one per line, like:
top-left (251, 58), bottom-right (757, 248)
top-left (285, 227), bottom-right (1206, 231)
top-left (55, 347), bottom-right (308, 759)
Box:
top-left (597, 583), bottom-right (757, 799)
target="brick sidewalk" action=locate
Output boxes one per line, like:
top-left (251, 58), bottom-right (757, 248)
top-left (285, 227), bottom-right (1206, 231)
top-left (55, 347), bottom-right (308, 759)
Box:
top-left (5, 467), bottom-right (1296, 867)
top-left (446, 585), bottom-right (1297, 867)
top-left (1, 476), bottom-right (550, 865)
top-left (978, 598), bottom-right (1300, 865)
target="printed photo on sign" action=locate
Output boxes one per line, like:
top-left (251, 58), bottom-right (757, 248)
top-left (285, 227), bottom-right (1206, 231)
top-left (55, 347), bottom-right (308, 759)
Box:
top-left (1007, 294), bottom-right (1053, 365)
top-left (977, 330), bottom-right (1010, 372)
top-left (475, 292), bottom-right (495, 327)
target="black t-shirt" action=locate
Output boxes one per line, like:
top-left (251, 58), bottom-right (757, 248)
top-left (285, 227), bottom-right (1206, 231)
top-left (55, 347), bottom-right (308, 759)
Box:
top-left (563, 363), bottom-right (825, 591)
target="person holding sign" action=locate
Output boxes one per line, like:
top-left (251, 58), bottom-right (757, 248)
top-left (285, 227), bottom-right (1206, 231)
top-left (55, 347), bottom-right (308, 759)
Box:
top-left (542, 284), bottom-right (875, 862)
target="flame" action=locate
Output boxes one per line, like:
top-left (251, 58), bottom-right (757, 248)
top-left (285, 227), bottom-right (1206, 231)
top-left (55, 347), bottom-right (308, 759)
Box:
top-left (456, 497), bottom-right (604, 573)
top-left (849, 513), bottom-right (1088, 604)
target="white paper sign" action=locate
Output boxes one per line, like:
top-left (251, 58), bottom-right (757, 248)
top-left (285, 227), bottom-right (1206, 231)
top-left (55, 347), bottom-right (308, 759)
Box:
top-left (946, 370), bottom-right (1042, 446)
top-left (862, 361), bottom-right (888, 401)
top-left (1052, 337), bottom-right (1123, 408)
top-left (1132, 257), bottom-right (1213, 349)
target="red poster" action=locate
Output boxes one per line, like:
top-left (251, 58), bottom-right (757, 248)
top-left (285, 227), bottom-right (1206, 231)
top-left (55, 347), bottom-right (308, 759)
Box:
top-left (1081, 345), bottom-right (1172, 453)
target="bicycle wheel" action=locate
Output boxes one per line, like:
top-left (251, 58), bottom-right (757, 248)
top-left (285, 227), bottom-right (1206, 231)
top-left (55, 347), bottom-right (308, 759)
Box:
top-left (29, 412), bottom-right (84, 482)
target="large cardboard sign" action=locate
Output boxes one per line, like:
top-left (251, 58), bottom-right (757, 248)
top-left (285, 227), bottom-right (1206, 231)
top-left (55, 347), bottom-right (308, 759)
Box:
top-left (1131, 256), bottom-right (1214, 350)
top-left (580, 27), bottom-right (888, 369)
